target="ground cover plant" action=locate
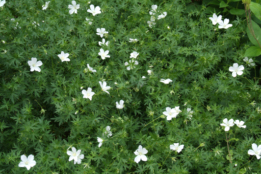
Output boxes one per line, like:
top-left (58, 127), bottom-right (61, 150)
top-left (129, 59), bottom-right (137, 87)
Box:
top-left (1, 0), bottom-right (261, 173)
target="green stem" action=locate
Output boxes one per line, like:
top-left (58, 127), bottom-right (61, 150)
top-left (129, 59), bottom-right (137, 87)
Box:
top-left (162, 151), bottom-right (171, 166)
top-left (226, 133), bottom-right (232, 163)
top-left (140, 115), bottom-right (162, 132)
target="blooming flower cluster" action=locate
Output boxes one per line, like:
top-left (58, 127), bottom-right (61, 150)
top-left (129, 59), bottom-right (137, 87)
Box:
top-left (18, 155), bottom-right (36, 170)
top-left (116, 100), bottom-right (124, 109)
top-left (67, 147), bottom-right (84, 164)
top-left (124, 50), bottom-right (139, 70)
top-left (170, 143), bottom-right (184, 153)
top-left (129, 38), bottom-right (138, 43)
top-left (147, 5), bottom-right (167, 28)
top-left (248, 143), bottom-right (261, 159)
top-left (243, 57), bottom-right (255, 67)
top-left (229, 63), bottom-right (244, 77)
top-left (186, 108), bottom-right (193, 119)
top-left (163, 106), bottom-right (182, 121)
top-left (58, 51), bottom-right (70, 62)
top-left (12, 1), bottom-right (255, 171)
top-left (220, 118), bottom-right (246, 131)
top-left (97, 126), bottom-right (113, 147)
top-left (42, 1), bottom-right (50, 10)
top-left (87, 4), bottom-right (101, 16)
top-left (0, 0), bottom-right (6, 7)
top-left (160, 79), bottom-right (172, 84)
top-left (68, 1), bottom-right (80, 14)
top-left (209, 13), bottom-right (232, 29)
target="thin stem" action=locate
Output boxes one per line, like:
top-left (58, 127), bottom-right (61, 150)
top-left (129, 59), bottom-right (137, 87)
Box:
top-left (162, 151), bottom-right (171, 166)
top-left (35, 99), bottom-right (43, 109)
top-left (140, 115), bottom-right (162, 132)
top-left (225, 133), bottom-right (232, 163)
top-left (244, 4), bottom-right (261, 49)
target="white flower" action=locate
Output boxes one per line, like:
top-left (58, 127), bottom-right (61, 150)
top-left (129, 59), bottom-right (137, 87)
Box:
top-left (42, 1), bottom-right (50, 10)
top-left (124, 59), bottom-right (139, 70)
top-left (99, 81), bottom-right (111, 94)
top-left (209, 13), bottom-right (222, 25)
top-left (163, 107), bottom-right (181, 120)
top-left (134, 145), bottom-right (148, 163)
top-left (149, 5), bottom-right (157, 15)
top-left (96, 28), bottom-right (108, 38)
top-left (158, 12), bottom-right (167, 20)
top-left (187, 108), bottom-right (193, 119)
top-left (32, 21), bottom-right (40, 27)
top-left (129, 38), bottom-right (138, 43)
top-left (28, 58), bottom-right (43, 72)
top-left (150, 16), bottom-right (156, 22)
top-left (87, 4), bottom-right (101, 16)
top-left (170, 143), bottom-right (184, 153)
top-left (229, 63), bottom-right (244, 77)
top-left (98, 38), bottom-right (109, 46)
top-left (67, 147), bottom-right (84, 164)
top-left (248, 143), bottom-right (261, 159)
top-left (142, 76), bottom-right (146, 79)
top-left (82, 87), bottom-right (95, 100)
top-left (85, 18), bottom-right (93, 25)
top-left (68, 1), bottom-right (80, 14)
top-left (116, 100), bottom-right (124, 109)
top-left (243, 57), bottom-right (255, 67)
top-left (160, 79), bottom-right (172, 84)
top-left (97, 137), bottom-right (103, 147)
top-left (18, 154), bottom-right (36, 170)
top-left (58, 51), bottom-right (70, 62)
top-left (87, 64), bottom-right (96, 73)
top-left (147, 20), bottom-right (156, 28)
top-left (130, 51), bottom-right (139, 58)
top-left (104, 126), bottom-right (112, 137)
top-left (218, 18), bottom-right (232, 29)
top-left (0, 0), bottom-right (6, 7)
top-left (220, 118), bottom-right (234, 131)
top-left (98, 48), bottom-right (110, 60)
top-left (147, 70), bottom-right (152, 75)
top-left (234, 120), bottom-right (246, 128)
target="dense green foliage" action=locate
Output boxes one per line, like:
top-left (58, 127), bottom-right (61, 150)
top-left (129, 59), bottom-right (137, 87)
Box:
top-left (1, 0), bottom-right (261, 173)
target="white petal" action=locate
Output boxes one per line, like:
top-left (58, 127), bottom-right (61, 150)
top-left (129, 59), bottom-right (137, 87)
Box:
top-left (252, 143), bottom-right (258, 151)
top-left (237, 70), bottom-right (243, 75)
top-left (67, 150), bottom-right (73, 156)
top-left (248, 149), bottom-right (255, 155)
top-left (224, 126), bottom-right (230, 131)
top-left (141, 155), bottom-right (147, 161)
top-left (18, 162), bottom-right (25, 167)
top-left (134, 156), bottom-right (141, 163)
top-left (21, 155), bottom-right (27, 161)
top-left (238, 65), bottom-right (244, 71)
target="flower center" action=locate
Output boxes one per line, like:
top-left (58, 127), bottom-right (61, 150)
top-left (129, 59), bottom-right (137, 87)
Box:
top-left (32, 63), bottom-right (36, 67)
top-left (138, 152), bottom-right (143, 156)
top-left (25, 161), bottom-right (29, 165)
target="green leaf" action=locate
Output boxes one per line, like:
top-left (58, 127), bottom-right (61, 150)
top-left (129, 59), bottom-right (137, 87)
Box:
top-left (229, 8), bottom-right (245, 15)
top-left (239, 168), bottom-right (247, 174)
top-left (246, 20), bottom-right (261, 47)
top-left (250, 2), bottom-right (261, 21)
top-left (228, 138), bottom-right (239, 142)
top-left (203, 0), bottom-right (219, 6)
top-left (244, 46), bottom-right (261, 57)
top-left (220, 1), bottom-right (228, 8)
